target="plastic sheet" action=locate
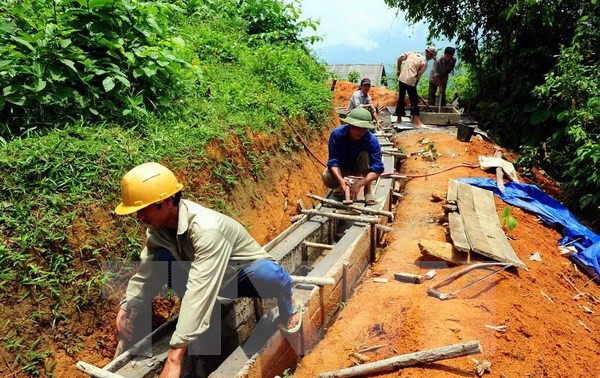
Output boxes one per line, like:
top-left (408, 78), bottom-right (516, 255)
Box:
top-left (457, 178), bottom-right (600, 277)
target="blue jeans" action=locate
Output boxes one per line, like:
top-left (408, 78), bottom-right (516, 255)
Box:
top-left (153, 248), bottom-right (295, 323)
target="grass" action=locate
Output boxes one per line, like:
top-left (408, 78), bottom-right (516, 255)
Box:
top-left (0, 1), bottom-right (333, 375)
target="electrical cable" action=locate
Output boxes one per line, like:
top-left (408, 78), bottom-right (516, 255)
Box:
top-left (286, 117), bottom-right (479, 180)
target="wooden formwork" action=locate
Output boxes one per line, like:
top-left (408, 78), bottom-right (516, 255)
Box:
top-left (210, 161), bottom-right (394, 378)
top-left (79, 132), bottom-right (397, 378)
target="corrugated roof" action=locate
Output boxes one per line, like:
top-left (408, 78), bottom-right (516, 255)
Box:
top-left (326, 64), bottom-right (388, 87)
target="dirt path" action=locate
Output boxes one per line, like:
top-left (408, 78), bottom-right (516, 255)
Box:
top-left (293, 85), bottom-right (600, 377)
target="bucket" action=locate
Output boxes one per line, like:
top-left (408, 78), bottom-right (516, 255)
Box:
top-left (457, 123), bottom-right (475, 142)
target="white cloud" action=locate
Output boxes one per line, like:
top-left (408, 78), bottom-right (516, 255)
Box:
top-left (297, 0), bottom-right (413, 51)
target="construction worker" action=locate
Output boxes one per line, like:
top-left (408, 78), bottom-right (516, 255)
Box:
top-left (322, 108), bottom-right (384, 206)
top-left (394, 46), bottom-right (437, 127)
top-left (114, 162), bottom-right (301, 378)
top-left (428, 47), bottom-right (457, 106)
top-left (347, 78), bottom-right (381, 127)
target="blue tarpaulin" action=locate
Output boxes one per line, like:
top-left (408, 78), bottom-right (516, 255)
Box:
top-left (457, 178), bottom-right (600, 277)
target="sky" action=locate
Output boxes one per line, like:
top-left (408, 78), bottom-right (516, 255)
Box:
top-left (296, 0), bottom-right (451, 65)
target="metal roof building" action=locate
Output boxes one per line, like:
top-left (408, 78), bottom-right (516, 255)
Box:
top-left (326, 64), bottom-right (388, 87)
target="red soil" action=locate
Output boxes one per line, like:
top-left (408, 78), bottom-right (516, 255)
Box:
top-left (294, 84), bottom-right (600, 378)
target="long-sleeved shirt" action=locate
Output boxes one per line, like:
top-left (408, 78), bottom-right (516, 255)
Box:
top-left (397, 51), bottom-right (428, 87)
top-left (121, 199), bottom-right (274, 348)
top-left (327, 125), bottom-right (384, 174)
top-left (429, 56), bottom-right (456, 84)
top-left (347, 90), bottom-right (372, 112)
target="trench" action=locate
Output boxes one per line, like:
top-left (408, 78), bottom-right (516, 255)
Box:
top-left (77, 108), bottom-right (408, 378)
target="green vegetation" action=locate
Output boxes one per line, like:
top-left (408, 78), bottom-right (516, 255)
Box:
top-left (500, 207), bottom-right (518, 231)
top-left (384, 0), bottom-right (600, 220)
top-left (347, 70), bottom-right (360, 84)
top-left (0, 0), bottom-right (330, 374)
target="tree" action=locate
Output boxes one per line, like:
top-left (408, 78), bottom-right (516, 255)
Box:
top-left (385, 0), bottom-right (600, 217)
top-left (384, 0), bottom-right (582, 145)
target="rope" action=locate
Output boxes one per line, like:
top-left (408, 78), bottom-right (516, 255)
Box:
top-left (284, 116), bottom-right (479, 179)
top-left (382, 162), bottom-right (479, 179)
top-left (285, 117), bottom-right (327, 168)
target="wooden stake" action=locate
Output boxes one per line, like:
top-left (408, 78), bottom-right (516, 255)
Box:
top-left (342, 262), bottom-right (349, 303)
top-left (76, 361), bottom-right (126, 378)
top-left (319, 340), bottom-right (482, 378)
top-left (291, 275), bottom-right (335, 286)
top-left (343, 186), bottom-right (353, 205)
top-left (304, 241), bottom-right (335, 250)
top-left (494, 150), bottom-right (505, 193)
top-left (301, 209), bottom-right (379, 224)
top-left (370, 223), bottom-right (376, 262)
top-left (382, 150), bottom-right (409, 159)
top-left (307, 193), bottom-right (393, 220)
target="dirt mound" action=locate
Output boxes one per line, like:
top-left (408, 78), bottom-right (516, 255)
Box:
top-left (293, 84), bottom-right (599, 378)
top-left (331, 81), bottom-right (400, 109)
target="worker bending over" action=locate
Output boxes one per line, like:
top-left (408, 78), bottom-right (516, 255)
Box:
top-left (114, 162), bottom-right (301, 378)
top-left (394, 46), bottom-right (437, 127)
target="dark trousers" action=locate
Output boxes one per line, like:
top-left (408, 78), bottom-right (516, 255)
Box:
top-left (428, 80), bottom-right (447, 106)
top-left (395, 81), bottom-right (419, 116)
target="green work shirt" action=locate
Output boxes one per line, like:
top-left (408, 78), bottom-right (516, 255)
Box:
top-left (121, 199), bottom-right (274, 347)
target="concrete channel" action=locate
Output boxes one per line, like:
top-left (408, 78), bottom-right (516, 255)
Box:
top-left (77, 110), bottom-right (401, 378)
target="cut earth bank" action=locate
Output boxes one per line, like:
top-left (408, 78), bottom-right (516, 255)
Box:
top-left (55, 81), bottom-right (599, 378)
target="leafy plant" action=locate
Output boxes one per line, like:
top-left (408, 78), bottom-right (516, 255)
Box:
top-left (422, 142), bottom-right (439, 161)
top-left (0, 0), bottom-right (198, 138)
top-left (347, 70), bottom-right (360, 84)
top-left (0, 0), bottom-right (333, 374)
top-left (532, 5), bottom-right (600, 213)
top-left (500, 207), bottom-right (518, 231)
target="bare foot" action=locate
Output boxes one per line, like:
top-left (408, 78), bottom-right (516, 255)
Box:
top-left (286, 311), bottom-right (300, 329)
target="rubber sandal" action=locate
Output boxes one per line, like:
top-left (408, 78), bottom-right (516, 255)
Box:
top-left (365, 193), bottom-right (377, 206)
top-left (278, 297), bottom-right (304, 335)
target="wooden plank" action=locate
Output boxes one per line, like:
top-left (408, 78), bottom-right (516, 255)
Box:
top-left (448, 212), bottom-right (470, 254)
top-left (456, 182), bottom-right (494, 257)
top-left (447, 179), bottom-right (458, 204)
top-left (456, 182), bottom-right (527, 269)
top-left (418, 239), bottom-right (469, 265)
top-left (471, 186), bottom-right (527, 270)
top-left (319, 340), bottom-right (482, 378)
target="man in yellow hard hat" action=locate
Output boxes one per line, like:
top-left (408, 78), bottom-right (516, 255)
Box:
top-left (114, 162), bottom-right (301, 378)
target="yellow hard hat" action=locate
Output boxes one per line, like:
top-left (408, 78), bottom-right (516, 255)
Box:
top-left (115, 162), bottom-right (184, 215)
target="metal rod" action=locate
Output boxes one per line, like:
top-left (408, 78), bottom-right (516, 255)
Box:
top-left (449, 264), bottom-right (512, 297)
